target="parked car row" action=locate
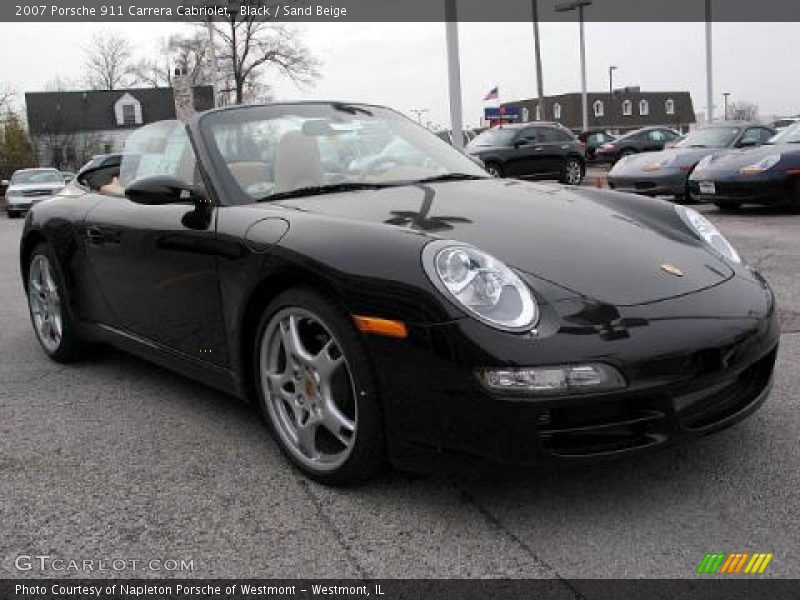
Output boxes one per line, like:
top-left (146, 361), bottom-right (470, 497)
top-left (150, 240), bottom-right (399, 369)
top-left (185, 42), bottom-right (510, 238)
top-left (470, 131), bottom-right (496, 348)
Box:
top-left (607, 122), bottom-right (776, 200)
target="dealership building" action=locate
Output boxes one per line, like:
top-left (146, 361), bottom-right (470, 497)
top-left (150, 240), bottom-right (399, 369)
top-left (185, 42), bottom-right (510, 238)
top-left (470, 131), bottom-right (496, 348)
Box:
top-left (500, 88), bottom-right (696, 134)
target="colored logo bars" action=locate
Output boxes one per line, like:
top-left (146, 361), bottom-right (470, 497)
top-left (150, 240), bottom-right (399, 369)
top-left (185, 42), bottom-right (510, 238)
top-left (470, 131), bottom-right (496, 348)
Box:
top-left (696, 552), bottom-right (773, 574)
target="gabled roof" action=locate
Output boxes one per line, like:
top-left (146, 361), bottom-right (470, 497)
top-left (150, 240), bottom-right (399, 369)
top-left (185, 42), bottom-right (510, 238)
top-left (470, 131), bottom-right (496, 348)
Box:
top-left (25, 87), bottom-right (214, 135)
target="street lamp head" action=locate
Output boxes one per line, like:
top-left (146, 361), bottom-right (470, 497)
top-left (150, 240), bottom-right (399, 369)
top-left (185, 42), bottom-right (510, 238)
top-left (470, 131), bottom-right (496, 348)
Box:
top-left (555, 0), bottom-right (593, 11)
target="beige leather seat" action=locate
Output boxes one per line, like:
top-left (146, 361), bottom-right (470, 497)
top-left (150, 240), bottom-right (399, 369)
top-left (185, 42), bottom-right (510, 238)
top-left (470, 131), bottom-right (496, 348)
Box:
top-left (228, 161), bottom-right (269, 191)
top-left (273, 131), bottom-right (323, 193)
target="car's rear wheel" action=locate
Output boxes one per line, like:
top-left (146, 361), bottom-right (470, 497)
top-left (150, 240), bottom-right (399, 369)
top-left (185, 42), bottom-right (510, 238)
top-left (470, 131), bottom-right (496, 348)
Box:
top-left (484, 162), bottom-right (503, 178)
top-left (254, 288), bottom-right (385, 485)
top-left (560, 157), bottom-right (584, 185)
top-left (26, 243), bottom-right (89, 363)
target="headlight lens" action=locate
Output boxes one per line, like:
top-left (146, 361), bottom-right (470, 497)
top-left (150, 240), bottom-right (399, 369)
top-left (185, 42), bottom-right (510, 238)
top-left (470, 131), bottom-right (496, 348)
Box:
top-left (694, 154), bottom-right (714, 171)
top-left (740, 154), bottom-right (781, 174)
top-left (675, 205), bottom-right (741, 264)
top-left (643, 154), bottom-right (677, 171)
top-left (5, 189), bottom-right (21, 197)
top-left (423, 242), bottom-right (538, 332)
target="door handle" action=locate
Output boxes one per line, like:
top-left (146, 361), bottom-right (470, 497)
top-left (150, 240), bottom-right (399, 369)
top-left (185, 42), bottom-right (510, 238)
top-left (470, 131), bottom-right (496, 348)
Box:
top-left (533, 146), bottom-right (544, 151)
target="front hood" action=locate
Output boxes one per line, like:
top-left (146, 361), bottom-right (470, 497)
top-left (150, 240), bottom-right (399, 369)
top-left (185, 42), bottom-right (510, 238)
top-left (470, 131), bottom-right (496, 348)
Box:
top-left (275, 179), bottom-right (734, 306)
top-left (611, 148), bottom-right (718, 174)
top-left (694, 144), bottom-right (796, 173)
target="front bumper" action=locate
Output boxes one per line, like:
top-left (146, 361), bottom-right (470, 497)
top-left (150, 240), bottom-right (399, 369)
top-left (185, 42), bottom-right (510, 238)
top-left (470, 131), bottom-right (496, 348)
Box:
top-left (367, 271), bottom-right (779, 473)
top-left (688, 174), bottom-right (795, 205)
top-left (607, 169), bottom-right (688, 197)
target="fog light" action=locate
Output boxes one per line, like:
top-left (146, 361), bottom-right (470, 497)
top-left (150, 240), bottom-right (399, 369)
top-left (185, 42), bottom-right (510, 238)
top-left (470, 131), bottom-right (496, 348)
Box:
top-left (479, 363), bottom-right (625, 395)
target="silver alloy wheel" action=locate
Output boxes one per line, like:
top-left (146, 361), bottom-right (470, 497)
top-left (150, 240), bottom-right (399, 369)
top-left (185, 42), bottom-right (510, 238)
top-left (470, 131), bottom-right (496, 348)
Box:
top-left (28, 254), bottom-right (63, 353)
top-left (565, 160), bottom-right (583, 185)
top-left (259, 307), bottom-right (357, 472)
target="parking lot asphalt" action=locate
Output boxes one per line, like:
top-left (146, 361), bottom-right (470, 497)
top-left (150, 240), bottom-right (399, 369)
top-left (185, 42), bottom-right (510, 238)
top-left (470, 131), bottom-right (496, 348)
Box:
top-left (1, 202), bottom-right (798, 584)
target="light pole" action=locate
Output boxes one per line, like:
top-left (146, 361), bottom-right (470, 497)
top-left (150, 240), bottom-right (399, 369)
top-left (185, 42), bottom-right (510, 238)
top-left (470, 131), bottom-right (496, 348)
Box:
top-left (556, 0), bottom-right (593, 132)
top-left (722, 92), bottom-right (730, 120)
top-left (705, 0), bottom-right (714, 123)
top-left (410, 108), bottom-right (430, 125)
top-left (445, 0), bottom-right (464, 150)
top-left (532, 0), bottom-right (544, 103)
top-left (608, 65), bottom-right (617, 127)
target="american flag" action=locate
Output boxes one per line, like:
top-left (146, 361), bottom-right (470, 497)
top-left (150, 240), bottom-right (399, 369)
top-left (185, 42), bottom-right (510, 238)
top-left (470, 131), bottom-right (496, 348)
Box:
top-left (483, 86), bottom-right (499, 102)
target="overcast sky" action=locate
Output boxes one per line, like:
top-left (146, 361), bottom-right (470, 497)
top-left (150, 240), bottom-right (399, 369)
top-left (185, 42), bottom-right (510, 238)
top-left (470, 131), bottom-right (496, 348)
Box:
top-left (1, 21), bottom-right (798, 127)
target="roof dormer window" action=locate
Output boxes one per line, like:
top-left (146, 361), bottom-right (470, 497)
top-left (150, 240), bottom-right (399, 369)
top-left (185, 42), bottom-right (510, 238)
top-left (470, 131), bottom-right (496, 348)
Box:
top-left (114, 93), bottom-right (143, 127)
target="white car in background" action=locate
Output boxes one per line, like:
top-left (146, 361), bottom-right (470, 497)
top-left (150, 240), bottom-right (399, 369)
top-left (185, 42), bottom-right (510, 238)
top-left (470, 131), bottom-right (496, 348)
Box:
top-left (3, 168), bottom-right (66, 218)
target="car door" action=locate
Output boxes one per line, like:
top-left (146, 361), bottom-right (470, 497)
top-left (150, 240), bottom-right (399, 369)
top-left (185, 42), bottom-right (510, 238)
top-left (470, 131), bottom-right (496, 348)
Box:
top-left (643, 129), bottom-right (668, 152)
top-left (83, 121), bottom-right (229, 366)
top-left (506, 127), bottom-right (547, 177)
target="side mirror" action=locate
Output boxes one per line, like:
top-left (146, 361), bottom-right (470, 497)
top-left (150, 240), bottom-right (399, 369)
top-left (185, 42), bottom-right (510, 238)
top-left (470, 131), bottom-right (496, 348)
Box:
top-left (1, 180), bottom-right (9, 187)
top-left (126, 176), bottom-right (207, 206)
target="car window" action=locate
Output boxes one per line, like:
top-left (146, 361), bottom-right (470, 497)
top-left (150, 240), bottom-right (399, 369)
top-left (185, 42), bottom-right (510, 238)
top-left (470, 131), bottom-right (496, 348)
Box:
top-left (648, 130), bottom-right (667, 142)
top-left (740, 128), bottom-right (764, 144)
top-left (516, 128), bottom-right (539, 143)
top-left (675, 127), bottom-right (741, 148)
top-left (11, 170), bottom-right (64, 185)
top-left (202, 104), bottom-right (486, 201)
top-left (117, 121), bottom-right (198, 196)
top-left (470, 127), bottom-right (516, 147)
top-left (546, 128), bottom-right (574, 143)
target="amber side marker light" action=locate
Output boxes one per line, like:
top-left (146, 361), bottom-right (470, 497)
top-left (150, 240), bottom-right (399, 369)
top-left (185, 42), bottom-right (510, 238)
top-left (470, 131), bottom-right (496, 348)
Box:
top-left (352, 316), bottom-right (408, 339)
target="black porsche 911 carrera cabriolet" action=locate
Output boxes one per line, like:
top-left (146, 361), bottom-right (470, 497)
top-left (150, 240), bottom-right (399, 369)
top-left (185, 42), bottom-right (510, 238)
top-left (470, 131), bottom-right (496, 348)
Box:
top-left (20, 102), bottom-right (779, 484)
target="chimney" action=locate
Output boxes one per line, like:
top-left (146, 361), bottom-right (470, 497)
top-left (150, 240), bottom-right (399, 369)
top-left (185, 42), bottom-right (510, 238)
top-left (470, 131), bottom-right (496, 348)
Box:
top-left (173, 67), bottom-right (194, 122)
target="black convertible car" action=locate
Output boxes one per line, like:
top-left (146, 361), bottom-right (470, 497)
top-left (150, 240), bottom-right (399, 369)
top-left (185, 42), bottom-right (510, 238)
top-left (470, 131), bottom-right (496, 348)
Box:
top-left (21, 102), bottom-right (779, 484)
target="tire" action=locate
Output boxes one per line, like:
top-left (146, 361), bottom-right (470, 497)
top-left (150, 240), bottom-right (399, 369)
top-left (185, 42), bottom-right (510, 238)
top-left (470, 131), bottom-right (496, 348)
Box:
top-left (560, 157), bottom-right (584, 185)
top-left (253, 288), bottom-right (386, 485)
top-left (484, 162), bottom-right (503, 178)
top-left (26, 242), bottom-right (89, 363)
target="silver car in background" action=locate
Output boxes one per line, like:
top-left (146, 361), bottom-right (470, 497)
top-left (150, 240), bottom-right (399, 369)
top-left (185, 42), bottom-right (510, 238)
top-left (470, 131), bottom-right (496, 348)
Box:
top-left (3, 168), bottom-right (66, 218)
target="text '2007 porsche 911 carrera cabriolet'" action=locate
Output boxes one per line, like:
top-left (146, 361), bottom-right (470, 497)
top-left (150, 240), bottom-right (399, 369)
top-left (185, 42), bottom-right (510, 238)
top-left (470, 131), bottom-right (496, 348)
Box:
top-left (20, 102), bottom-right (779, 484)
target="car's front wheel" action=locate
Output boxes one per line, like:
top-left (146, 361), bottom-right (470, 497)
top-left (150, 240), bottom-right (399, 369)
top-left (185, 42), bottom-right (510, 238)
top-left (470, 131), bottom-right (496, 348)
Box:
top-left (560, 157), bottom-right (584, 185)
top-left (484, 162), bottom-right (503, 178)
top-left (26, 243), bottom-right (89, 363)
top-left (254, 288), bottom-right (385, 485)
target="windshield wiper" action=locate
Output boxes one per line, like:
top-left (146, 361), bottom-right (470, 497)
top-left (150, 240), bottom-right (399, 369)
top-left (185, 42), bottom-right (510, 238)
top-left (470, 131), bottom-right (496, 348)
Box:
top-left (256, 182), bottom-right (396, 203)
top-left (415, 173), bottom-right (488, 184)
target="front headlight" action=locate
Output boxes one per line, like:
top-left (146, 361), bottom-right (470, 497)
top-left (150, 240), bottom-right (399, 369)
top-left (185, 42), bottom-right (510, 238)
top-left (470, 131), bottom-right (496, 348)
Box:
top-left (423, 241), bottom-right (538, 332)
top-left (675, 205), bottom-right (741, 264)
top-left (5, 189), bottom-right (21, 198)
top-left (740, 154), bottom-right (781, 174)
top-left (643, 155), bottom-right (677, 171)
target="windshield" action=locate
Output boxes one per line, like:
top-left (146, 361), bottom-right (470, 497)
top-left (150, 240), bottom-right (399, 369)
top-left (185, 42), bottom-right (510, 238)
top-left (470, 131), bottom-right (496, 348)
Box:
top-left (11, 170), bottom-right (64, 185)
top-left (201, 103), bottom-right (487, 202)
top-left (675, 127), bottom-right (741, 148)
top-left (768, 121), bottom-right (800, 144)
top-left (468, 128), bottom-right (516, 147)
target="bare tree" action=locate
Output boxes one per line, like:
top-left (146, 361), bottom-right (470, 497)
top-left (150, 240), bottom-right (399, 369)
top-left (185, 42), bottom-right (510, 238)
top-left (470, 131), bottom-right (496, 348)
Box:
top-left (83, 31), bottom-right (135, 90)
top-left (213, 5), bottom-right (319, 104)
top-left (0, 82), bottom-right (14, 112)
top-left (729, 100), bottom-right (759, 121)
top-left (43, 76), bottom-right (79, 92)
top-left (129, 32), bottom-right (211, 89)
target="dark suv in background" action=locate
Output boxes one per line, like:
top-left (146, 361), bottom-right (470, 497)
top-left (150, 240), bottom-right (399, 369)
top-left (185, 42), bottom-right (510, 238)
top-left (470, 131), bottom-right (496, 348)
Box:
top-left (466, 123), bottom-right (586, 185)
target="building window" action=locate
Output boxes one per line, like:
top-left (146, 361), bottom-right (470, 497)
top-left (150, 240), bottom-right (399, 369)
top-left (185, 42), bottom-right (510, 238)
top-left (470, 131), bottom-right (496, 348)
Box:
top-left (639, 99), bottom-right (649, 116)
top-left (535, 105), bottom-right (542, 121)
top-left (122, 104), bottom-right (136, 126)
top-left (593, 100), bottom-right (604, 118)
top-left (665, 98), bottom-right (675, 115)
top-left (553, 103), bottom-right (562, 120)
top-left (622, 99), bottom-right (632, 116)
